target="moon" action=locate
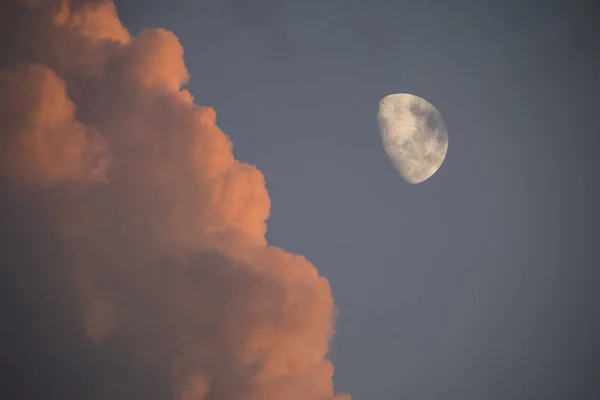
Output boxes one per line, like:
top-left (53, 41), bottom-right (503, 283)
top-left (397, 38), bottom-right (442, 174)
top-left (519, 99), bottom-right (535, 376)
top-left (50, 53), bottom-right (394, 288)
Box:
top-left (377, 93), bottom-right (448, 184)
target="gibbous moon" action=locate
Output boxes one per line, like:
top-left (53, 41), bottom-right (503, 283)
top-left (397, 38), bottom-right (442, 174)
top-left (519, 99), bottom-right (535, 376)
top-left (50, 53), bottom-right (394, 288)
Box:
top-left (377, 93), bottom-right (448, 184)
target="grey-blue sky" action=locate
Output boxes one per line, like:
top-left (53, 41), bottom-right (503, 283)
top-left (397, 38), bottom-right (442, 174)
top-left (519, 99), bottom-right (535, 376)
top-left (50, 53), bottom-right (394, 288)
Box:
top-left (112, 1), bottom-right (600, 399)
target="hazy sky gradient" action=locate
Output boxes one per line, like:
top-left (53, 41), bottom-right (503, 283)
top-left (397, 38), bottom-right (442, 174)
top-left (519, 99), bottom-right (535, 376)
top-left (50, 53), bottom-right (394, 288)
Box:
top-left (2, 1), bottom-right (599, 399)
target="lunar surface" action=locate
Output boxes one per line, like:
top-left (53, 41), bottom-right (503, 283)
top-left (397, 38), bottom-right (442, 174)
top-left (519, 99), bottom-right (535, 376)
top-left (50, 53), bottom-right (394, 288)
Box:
top-left (377, 93), bottom-right (448, 184)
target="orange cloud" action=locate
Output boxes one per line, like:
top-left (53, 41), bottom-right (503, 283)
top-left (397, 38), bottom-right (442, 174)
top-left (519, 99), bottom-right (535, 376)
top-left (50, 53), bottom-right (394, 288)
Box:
top-left (0, 62), bottom-right (110, 185)
top-left (0, 1), bottom-right (349, 400)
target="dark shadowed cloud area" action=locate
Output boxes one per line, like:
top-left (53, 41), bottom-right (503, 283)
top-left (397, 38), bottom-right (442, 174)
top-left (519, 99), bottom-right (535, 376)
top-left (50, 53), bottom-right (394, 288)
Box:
top-left (1, 1), bottom-right (600, 400)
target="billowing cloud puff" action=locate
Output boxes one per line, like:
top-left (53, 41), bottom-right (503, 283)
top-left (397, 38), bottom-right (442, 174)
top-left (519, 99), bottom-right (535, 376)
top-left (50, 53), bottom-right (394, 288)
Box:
top-left (0, 2), bottom-right (349, 400)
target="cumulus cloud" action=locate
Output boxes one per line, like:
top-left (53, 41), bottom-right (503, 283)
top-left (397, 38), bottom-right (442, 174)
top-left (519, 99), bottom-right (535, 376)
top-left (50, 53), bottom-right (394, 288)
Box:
top-left (0, 62), bottom-right (111, 185)
top-left (0, 1), bottom-right (349, 400)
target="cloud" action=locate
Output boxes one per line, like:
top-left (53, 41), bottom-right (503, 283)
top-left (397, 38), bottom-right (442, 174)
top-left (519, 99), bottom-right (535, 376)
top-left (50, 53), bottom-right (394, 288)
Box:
top-left (0, 1), bottom-right (349, 400)
top-left (0, 62), bottom-right (111, 186)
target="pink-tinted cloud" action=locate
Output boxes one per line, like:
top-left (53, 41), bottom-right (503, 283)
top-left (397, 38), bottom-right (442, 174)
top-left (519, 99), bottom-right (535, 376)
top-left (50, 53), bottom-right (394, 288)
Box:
top-left (0, 2), bottom-right (349, 400)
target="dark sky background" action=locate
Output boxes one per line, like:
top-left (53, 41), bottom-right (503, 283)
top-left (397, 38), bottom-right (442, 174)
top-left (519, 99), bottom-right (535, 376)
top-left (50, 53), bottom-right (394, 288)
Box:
top-left (2, 0), bottom-right (600, 399)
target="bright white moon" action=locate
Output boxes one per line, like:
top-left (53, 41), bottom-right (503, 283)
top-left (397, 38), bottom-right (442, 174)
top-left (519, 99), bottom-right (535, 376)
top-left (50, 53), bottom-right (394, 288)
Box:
top-left (377, 93), bottom-right (448, 184)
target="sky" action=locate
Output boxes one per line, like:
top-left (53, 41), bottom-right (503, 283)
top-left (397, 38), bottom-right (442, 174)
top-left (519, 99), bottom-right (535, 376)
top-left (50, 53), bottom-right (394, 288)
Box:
top-left (1, 1), bottom-right (599, 400)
